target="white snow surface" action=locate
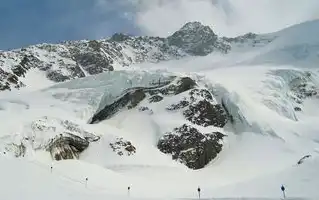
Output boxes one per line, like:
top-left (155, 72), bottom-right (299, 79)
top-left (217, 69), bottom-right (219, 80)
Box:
top-left (1, 21), bottom-right (319, 200)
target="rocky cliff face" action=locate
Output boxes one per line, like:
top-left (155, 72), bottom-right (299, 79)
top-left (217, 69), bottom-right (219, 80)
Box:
top-left (89, 76), bottom-right (197, 123)
top-left (109, 138), bottom-right (136, 156)
top-left (268, 69), bottom-right (319, 115)
top-left (0, 116), bottom-right (100, 160)
top-left (158, 124), bottom-right (224, 169)
top-left (48, 133), bottom-right (90, 161)
top-left (288, 71), bottom-right (318, 112)
top-left (167, 22), bottom-right (230, 55)
top-left (89, 75), bottom-right (229, 169)
top-left (0, 21), bottom-right (275, 92)
top-left (0, 21), bottom-right (277, 167)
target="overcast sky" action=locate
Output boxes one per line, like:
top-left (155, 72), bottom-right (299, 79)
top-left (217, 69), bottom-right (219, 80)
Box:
top-left (1, 0), bottom-right (319, 50)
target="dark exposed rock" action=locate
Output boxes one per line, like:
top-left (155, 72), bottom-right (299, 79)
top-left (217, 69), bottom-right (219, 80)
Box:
top-left (168, 22), bottom-right (230, 55)
top-left (89, 77), bottom-right (193, 123)
top-left (297, 155), bottom-right (311, 165)
top-left (88, 40), bottom-right (102, 51)
top-left (73, 52), bottom-right (114, 75)
top-left (47, 133), bottom-right (89, 161)
top-left (109, 138), bottom-right (136, 156)
top-left (89, 88), bottom-right (149, 123)
top-left (221, 98), bottom-right (235, 124)
top-left (165, 88), bottom-right (215, 112)
top-left (0, 82), bottom-right (10, 91)
top-left (12, 65), bottom-right (27, 77)
top-left (286, 71), bottom-right (319, 108)
top-left (174, 77), bottom-right (197, 95)
top-left (158, 124), bottom-right (225, 169)
top-left (152, 77), bottom-right (197, 96)
top-left (4, 142), bottom-right (26, 157)
top-left (0, 21), bottom-right (280, 92)
top-left (6, 74), bottom-right (19, 84)
top-left (223, 32), bottom-right (274, 47)
top-left (0, 68), bottom-right (25, 91)
top-left (127, 89), bottom-right (146, 109)
top-left (1, 116), bottom-right (99, 159)
top-left (47, 71), bottom-right (71, 82)
top-left (11, 55), bottom-right (37, 78)
top-left (89, 76), bottom-right (229, 132)
top-left (29, 116), bottom-right (100, 161)
top-left (184, 100), bottom-right (228, 127)
top-left (223, 32), bottom-right (257, 43)
top-left (149, 94), bottom-right (164, 103)
top-left (0, 54), bottom-right (37, 90)
top-left (166, 98), bottom-right (190, 111)
top-left (110, 33), bottom-right (131, 42)
top-left (138, 106), bottom-right (153, 114)
top-left (138, 106), bottom-right (149, 111)
top-left (189, 88), bottom-right (213, 101)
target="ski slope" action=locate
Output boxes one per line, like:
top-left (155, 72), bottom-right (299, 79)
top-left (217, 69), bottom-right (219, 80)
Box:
top-left (1, 20), bottom-right (319, 200)
top-left (1, 65), bottom-right (319, 199)
top-left (1, 152), bottom-right (318, 200)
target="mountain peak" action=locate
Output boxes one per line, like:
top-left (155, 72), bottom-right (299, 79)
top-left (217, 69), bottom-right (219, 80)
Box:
top-left (177, 21), bottom-right (215, 35)
top-left (167, 21), bottom-right (229, 56)
top-left (180, 21), bottom-right (207, 30)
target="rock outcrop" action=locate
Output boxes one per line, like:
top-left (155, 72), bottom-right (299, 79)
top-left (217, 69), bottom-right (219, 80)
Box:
top-left (89, 76), bottom-right (196, 123)
top-left (16, 116), bottom-right (99, 160)
top-left (297, 155), bottom-right (311, 165)
top-left (183, 100), bottom-right (227, 127)
top-left (168, 22), bottom-right (230, 55)
top-left (269, 70), bottom-right (319, 113)
top-left (158, 124), bottom-right (225, 169)
top-left (47, 133), bottom-right (89, 160)
top-left (89, 75), bottom-right (230, 169)
top-left (3, 142), bottom-right (26, 157)
top-left (289, 71), bottom-right (318, 112)
top-left (168, 88), bottom-right (229, 127)
top-left (31, 117), bottom-right (100, 160)
top-left (109, 138), bottom-right (136, 156)
top-left (1, 21), bottom-right (270, 92)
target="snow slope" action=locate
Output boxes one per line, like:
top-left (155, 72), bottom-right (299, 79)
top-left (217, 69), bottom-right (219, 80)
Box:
top-left (1, 155), bottom-right (316, 200)
top-left (1, 20), bottom-right (319, 200)
top-left (1, 65), bottom-right (319, 199)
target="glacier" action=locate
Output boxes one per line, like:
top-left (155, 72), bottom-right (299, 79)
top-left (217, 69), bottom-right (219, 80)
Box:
top-left (0, 19), bottom-right (319, 200)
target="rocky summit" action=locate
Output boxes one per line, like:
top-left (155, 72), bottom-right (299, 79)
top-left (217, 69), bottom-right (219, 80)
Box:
top-left (0, 21), bottom-right (291, 169)
top-left (0, 21), bottom-right (275, 92)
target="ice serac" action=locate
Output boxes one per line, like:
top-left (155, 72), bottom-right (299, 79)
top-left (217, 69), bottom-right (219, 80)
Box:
top-left (89, 74), bottom-right (229, 169)
top-left (0, 116), bottom-right (100, 161)
top-left (259, 69), bottom-right (319, 121)
top-left (89, 76), bottom-right (195, 123)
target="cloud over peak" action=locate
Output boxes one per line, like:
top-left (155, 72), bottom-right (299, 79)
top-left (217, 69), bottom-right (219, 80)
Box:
top-left (121, 0), bottom-right (319, 37)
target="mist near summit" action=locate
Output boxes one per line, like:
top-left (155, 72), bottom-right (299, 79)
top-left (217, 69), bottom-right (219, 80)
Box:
top-left (105, 0), bottom-right (319, 37)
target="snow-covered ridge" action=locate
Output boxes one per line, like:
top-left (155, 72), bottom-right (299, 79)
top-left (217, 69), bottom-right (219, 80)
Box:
top-left (1, 19), bottom-right (319, 199)
top-left (1, 66), bottom-right (318, 198)
top-left (0, 21), bottom-right (278, 92)
top-left (2, 19), bottom-right (318, 93)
